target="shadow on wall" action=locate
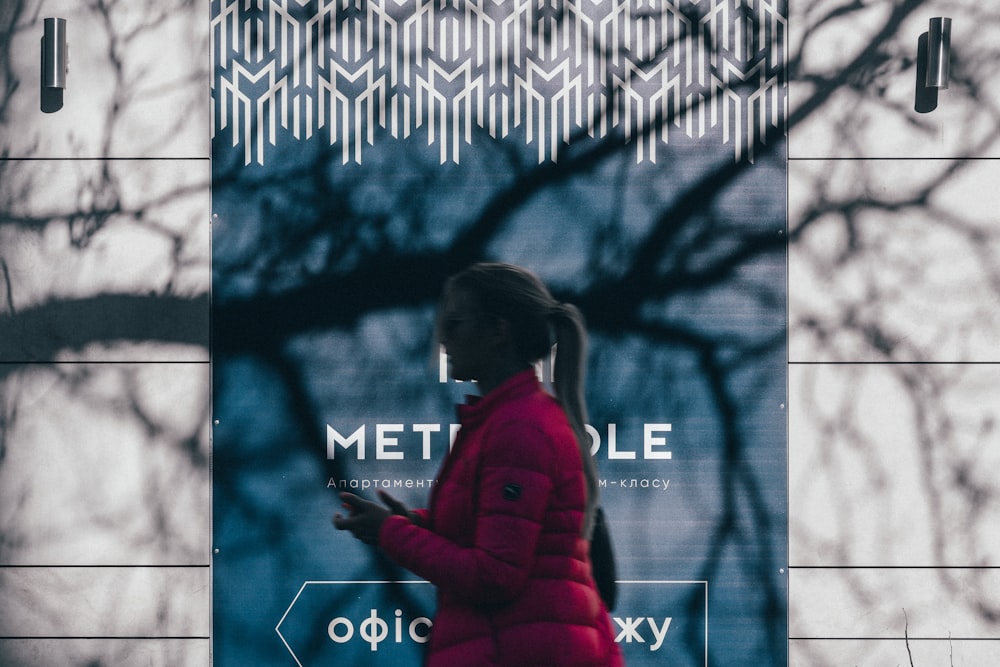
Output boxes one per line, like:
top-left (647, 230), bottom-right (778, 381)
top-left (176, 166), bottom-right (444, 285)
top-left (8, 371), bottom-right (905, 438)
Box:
top-left (914, 32), bottom-right (939, 113)
top-left (789, 2), bottom-right (1000, 664)
top-left (1, 1), bottom-right (210, 665)
top-left (0, 0), bottom-right (999, 666)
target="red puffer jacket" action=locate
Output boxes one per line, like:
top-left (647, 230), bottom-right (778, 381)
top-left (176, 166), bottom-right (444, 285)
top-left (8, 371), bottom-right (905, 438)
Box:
top-left (379, 370), bottom-right (623, 666)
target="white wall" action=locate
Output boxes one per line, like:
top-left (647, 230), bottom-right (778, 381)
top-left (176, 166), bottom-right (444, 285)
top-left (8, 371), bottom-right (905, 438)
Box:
top-left (0, 0), bottom-right (210, 664)
top-left (788, 0), bottom-right (1000, 664)
top-left (1, 0), bottom-right (998, 665)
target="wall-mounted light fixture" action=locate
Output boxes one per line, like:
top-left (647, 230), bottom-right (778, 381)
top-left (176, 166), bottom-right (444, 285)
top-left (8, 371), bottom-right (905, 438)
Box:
top-left (42, 18), bottom-right (68, 89)
top-left (925, 17), bottom-right (951, 89)
top-left (40, 17), bottom-right (67, 113)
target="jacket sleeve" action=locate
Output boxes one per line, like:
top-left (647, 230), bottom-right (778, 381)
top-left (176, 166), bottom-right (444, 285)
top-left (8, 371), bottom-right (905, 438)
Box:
top-left (379, 419), bottom-right (555, 605)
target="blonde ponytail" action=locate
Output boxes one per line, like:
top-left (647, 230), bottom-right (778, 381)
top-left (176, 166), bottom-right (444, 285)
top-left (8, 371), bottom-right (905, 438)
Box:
top-left (549, 302), bottom-right (600, 537)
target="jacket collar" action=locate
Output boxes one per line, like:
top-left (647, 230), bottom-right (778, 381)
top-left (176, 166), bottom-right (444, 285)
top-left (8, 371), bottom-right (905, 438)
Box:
top-left (456, 368), bottom-right (540, 427)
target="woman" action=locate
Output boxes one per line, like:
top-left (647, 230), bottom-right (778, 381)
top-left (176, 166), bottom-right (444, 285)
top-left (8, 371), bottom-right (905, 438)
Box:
top-left (334, 263), bottom-right (622, 666)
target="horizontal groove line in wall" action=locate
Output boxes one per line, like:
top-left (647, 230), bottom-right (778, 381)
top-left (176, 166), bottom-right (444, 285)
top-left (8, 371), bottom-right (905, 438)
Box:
top-left (789, 637), bottom-right (1000, 641)
top-left (787, 361), bottom-right (1000, 365)
top-left (0, 157), bottom-right (210, 161)
top-left (0, 636), bottom-right (210, 640)
top-left (0, 361), bottom-right (209, 365)
top-left (0, 564), bottom-right (210, 568)
top-left (787, 157), bottom-right (1000, 161)
top-left (788, 565), bottom-right (1000, 570)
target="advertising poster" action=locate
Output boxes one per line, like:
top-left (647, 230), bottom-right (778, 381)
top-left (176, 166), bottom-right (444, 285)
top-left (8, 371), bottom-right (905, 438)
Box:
top-left (210, 1), bottom-right (787, 665)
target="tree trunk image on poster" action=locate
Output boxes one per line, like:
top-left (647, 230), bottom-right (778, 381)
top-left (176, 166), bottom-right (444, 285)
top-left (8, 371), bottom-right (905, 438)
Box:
top-left (210, 1), bottom-right (787, 665)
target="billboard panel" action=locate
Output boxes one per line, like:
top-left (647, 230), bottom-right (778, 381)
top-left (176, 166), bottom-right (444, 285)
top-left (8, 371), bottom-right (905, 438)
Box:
top-left (211, 1), bottom-right (787, 664)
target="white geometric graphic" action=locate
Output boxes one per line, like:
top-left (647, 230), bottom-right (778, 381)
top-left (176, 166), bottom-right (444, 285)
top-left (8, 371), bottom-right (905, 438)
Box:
top-left (212, 0), bottom-right (786, 165)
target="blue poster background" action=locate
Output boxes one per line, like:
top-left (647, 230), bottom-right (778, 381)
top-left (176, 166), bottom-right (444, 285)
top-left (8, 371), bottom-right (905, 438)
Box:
top-left (211, 2), bottom-right (787, 665)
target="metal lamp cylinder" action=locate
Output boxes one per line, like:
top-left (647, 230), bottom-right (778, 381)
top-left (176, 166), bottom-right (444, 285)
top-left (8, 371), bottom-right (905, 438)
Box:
top-left (926, 17), bottom-right (951, 89)
top-left (42, 17), bottom-right (67, 89)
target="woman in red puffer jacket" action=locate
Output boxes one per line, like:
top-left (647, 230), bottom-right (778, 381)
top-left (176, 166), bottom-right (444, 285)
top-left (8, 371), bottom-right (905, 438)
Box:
top-left (334, 263), bottom-right (623, 667)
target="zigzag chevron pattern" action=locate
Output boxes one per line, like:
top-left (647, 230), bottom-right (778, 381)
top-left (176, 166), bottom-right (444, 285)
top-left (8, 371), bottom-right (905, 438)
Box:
top-left (211, 0), bottom-right (786, 165)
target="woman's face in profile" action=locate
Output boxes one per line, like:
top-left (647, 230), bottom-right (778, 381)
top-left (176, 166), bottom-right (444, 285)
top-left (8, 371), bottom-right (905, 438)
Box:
top-left (439, 287), bottom-right (492, 383)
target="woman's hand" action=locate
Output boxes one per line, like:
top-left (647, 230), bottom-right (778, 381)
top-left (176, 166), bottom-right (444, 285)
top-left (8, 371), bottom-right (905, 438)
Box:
top-left (332, 490), bottom-right (412, 545)
top-left (376, 489), bottom-right (412, 520)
